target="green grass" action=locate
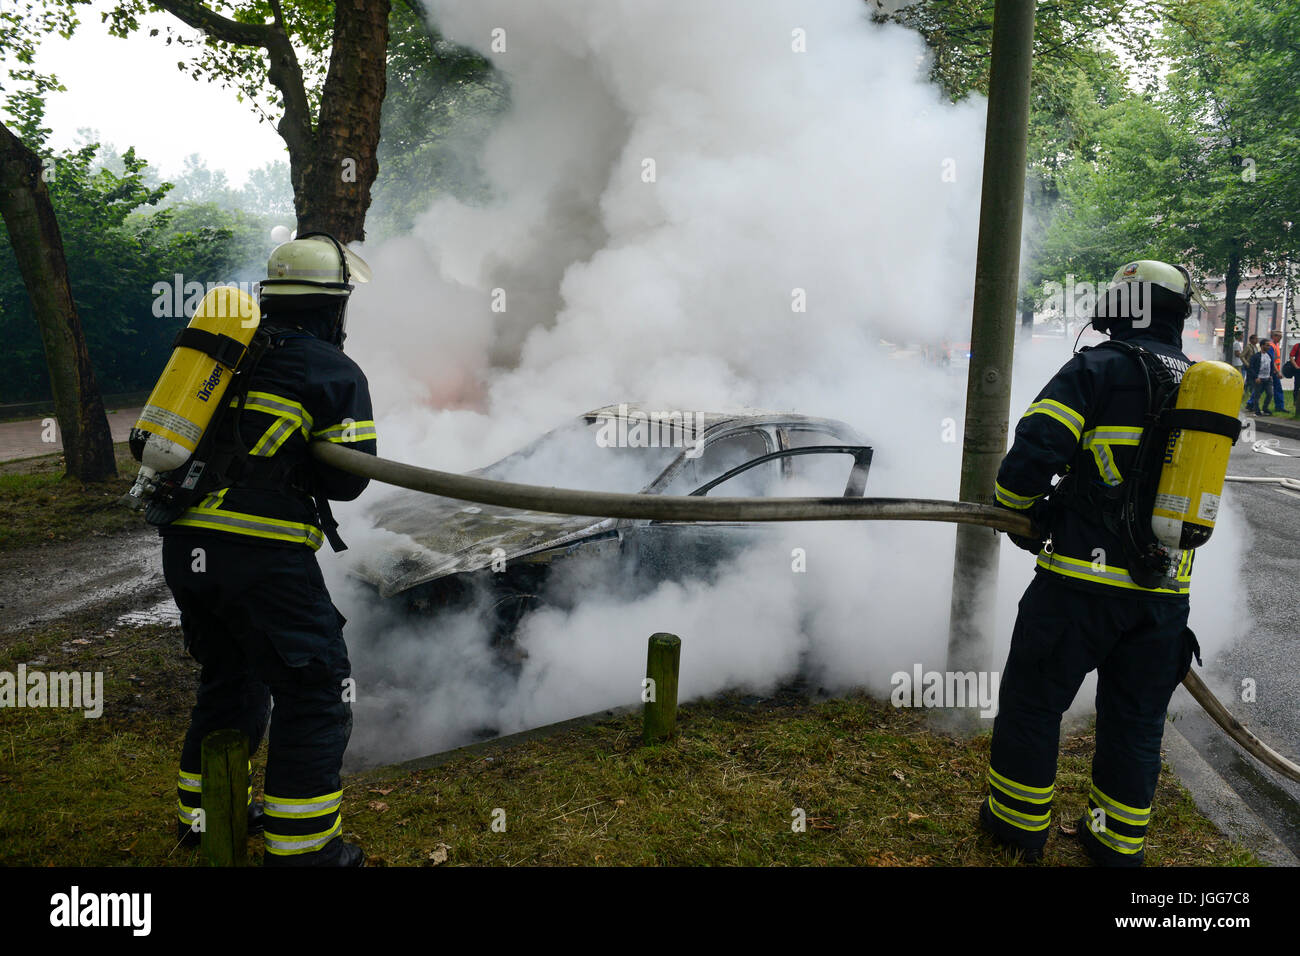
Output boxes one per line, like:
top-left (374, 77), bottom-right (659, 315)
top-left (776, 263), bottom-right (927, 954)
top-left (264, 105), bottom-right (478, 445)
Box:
top-left (343, 696), bottom-right (1257, 867)
top-left (1242, 387), bottom-right (1298, 416)
top-left (0, 441), bottom-right (1262, 867)
top-left (0, 444), bottom-right (146, 550)
top-left (0, 610), bottom-right (1259, 867)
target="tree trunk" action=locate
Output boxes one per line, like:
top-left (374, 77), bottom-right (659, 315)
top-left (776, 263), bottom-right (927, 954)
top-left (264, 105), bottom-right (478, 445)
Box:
top-left (0, 121), bottom-right (116, 481)
top-left (152, 0), bottom-right (391, 244)
top-left (294, 0), bottom-right (391, 243)
top-left (1223, 250), bottom-right (1241, 364)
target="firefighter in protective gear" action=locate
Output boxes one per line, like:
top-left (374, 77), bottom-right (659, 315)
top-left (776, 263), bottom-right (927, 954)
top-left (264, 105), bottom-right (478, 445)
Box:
top-left (162, 232), bottom-right (377, 866)
top-left (980, 260), bottom-right (1204, 866)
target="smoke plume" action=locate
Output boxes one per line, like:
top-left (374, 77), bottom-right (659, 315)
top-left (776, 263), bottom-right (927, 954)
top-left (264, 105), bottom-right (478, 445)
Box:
top-left (323, 0), bottom-right (1244, 766)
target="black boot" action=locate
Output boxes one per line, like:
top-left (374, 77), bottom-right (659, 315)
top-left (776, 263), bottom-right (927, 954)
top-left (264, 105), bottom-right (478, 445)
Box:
top-left (263, 836), bottom-right (365, 867)
top-left (1073, 814), bottom-right (1144, 867)
top-left (977, 799), bottom-right (1044, 863)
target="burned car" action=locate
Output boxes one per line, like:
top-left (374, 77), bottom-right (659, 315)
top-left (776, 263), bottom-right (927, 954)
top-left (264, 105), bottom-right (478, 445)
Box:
top-left (356, 404), bottom-right (872, 637)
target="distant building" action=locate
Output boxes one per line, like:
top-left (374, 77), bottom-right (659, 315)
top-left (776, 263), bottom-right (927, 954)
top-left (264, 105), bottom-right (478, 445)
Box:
top-left (1200, 268), bottom-right (1296, 355)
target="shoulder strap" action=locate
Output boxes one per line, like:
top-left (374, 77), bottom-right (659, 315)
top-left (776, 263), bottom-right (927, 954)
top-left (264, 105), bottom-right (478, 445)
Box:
top-left (1054, 339), bottom-right (1183, 589)
top-left (144, 331), bottom-right (275, 525)
top-left (173, 326), bottom-right (250, 370)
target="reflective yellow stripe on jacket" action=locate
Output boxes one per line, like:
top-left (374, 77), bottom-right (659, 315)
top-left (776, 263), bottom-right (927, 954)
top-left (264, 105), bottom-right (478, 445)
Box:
top-left (995, 481), bottom-right (1043, 511)
top-left (1022, 398), bottom-right (1084, 441)
top-left (311, 419), bottom-right (377, 444)
top-left (171, 488), bottom-right (325, 551)
top-left (1081, 426), bottom-right (1143, 487)
top-left (1036, 548), bottom-right (1192, 594)
top-left (240, 391), bottom-right (314, 458)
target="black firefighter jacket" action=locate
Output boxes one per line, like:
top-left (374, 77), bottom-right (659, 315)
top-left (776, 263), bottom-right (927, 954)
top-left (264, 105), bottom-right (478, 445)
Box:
top-left (994, 326), bottom-right (1194, 600)
top-left (159, 329), bottom-right (378, 551)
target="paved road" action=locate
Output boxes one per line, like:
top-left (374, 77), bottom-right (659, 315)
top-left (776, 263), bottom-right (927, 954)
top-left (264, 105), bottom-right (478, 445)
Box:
top-left (0, 407), bottom-right (141, 462)
top-left (1176, 416), bottom-right (1300, 857)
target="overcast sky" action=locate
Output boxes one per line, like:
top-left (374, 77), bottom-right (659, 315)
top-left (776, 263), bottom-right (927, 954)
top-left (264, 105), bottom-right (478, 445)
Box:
top-left (23, 0), bottom-right (286, 186)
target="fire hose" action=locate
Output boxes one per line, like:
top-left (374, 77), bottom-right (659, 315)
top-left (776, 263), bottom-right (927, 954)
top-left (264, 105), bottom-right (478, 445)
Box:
top-left (312, 442), bottom-right (1300, 784)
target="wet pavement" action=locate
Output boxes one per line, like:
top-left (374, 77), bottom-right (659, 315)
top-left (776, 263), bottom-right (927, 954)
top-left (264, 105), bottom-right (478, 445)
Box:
top-left (0, 527), bottom-right (166, 632)
top-left (1174, 422), bottom-right (1300, 859)
top-left (0, 407), bottom-right (142, 463)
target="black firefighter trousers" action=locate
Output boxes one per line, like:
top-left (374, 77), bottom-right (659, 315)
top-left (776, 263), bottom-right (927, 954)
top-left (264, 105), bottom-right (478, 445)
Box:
top-left (162, 532), bottom-right (353, 864)
top-left (983, 572), bottom-right (1199, 865)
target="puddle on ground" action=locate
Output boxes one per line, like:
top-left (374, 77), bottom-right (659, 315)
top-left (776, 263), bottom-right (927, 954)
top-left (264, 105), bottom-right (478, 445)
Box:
top-left (113, 597), bottom-right (180, 628)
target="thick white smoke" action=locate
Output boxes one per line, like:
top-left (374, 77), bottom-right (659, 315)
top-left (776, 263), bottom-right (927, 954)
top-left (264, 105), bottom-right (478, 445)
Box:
top-left (321, 0), bottom-right (1245, 766)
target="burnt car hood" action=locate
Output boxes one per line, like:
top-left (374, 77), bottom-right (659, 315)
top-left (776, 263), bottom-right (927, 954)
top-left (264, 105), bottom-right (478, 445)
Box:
top-left (356, 487), bottom-right (609, 598)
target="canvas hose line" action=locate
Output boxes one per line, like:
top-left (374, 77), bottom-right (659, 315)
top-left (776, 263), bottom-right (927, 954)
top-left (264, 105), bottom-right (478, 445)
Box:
top-left (312, 442), bottom-right (1300, 785)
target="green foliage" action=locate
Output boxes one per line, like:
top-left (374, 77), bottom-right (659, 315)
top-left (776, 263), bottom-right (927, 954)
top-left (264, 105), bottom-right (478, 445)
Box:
top-left (1033, 0), bottom-right (1300, 316)
top-left (151, 152), bottom-right (294, 220)
top-left (879, 0), bottom-right (1169, 103)
top-left (0, 0), bottom-right (91, 136)
top-left (367, 3), bottom-right (507, 240)
top-left (0, 139), bottom-right (274, 402)
top-left (879, 2), bottom-right (1160, 309)
top-left (97, 1), bottom-right (506, 238)
top-left (103, 0), bottom-right (334, 125)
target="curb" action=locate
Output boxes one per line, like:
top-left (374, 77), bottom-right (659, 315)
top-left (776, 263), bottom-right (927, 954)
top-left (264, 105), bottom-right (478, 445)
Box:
top-left (1248, 414), bottom-right (1300, 441)
top-left (357, 704), bottom-right (638, 776)
top-left (1161, 720), bottom-right (1298, 867)
top-left (0, 391), bottom-right (151, 422)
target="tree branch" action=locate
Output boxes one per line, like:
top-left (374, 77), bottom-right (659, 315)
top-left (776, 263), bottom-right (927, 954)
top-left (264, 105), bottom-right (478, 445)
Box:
top-left (148, 0), bottom-right (277, 48)
top-left (148, 0), bottom-right (314, 154)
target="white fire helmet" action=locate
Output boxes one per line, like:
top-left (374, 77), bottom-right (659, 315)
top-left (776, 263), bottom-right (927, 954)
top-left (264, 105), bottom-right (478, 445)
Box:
top-left (261, 232), bottom-right (373, 297)
top-left (1093, 259), bottom-right (1207, 333)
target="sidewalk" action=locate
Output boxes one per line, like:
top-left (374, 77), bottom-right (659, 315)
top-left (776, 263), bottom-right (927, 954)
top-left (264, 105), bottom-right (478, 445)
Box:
top-left (1249, 412), bottom-right (1300, 441)
top-left (0, 407), bottom-right (141, 463)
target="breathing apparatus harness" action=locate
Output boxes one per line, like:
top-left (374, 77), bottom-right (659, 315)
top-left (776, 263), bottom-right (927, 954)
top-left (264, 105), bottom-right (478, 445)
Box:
top-left (143, 232), bottom-right (361, 551)
top-left (1047, 266), bottom-right (1242, 589)
top-left (1050, 340), bottom-right (1185, 589)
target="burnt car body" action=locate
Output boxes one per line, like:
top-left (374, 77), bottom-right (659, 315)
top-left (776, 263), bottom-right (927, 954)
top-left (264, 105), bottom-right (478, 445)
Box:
top-left (356, 404), bottom-right (872, 636)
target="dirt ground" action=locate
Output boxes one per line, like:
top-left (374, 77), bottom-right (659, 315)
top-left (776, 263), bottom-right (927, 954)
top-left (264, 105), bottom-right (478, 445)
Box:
top-left (0, 527), bottom-right (170, 633)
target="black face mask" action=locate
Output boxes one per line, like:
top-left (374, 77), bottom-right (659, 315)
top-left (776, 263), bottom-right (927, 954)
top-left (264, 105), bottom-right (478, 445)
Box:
top-left (259, 295), bottom-right (349, 348)
top-left (1107, 317), bottom-right (1184, 347)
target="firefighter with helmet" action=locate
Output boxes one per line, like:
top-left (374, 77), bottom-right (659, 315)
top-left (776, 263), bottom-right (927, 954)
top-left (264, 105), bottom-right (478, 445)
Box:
top-left (162, 233), bottom-right (377, 865)
top-left (980, 260), bottom-right (1207, 866)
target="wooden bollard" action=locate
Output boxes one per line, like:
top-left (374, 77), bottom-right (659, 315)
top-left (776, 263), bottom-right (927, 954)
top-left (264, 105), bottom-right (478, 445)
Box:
top-left (200, 729), bottom-right (249, 867)
top-left (643, 633), bottom-right (681, 744)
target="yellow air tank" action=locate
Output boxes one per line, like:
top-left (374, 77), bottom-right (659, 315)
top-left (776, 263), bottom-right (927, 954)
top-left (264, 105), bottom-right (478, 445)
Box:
top-left (122, 287), bottom-right (260, 510)
top-left (1151, 360), bottom-right (1243, 550)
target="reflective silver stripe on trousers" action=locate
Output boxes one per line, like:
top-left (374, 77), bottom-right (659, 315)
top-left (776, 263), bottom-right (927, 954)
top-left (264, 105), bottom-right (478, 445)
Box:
top-left (264, 795), bottom-right (343, 818)
top-left (1089, 822), bottom-right (1144, 854)
top-left (264, 820), bottom-right (343, 854)
top-left (1090, 787), bottom-right (1151, 826)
